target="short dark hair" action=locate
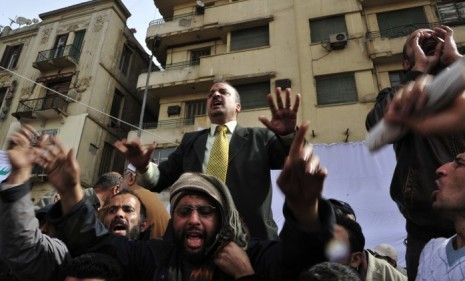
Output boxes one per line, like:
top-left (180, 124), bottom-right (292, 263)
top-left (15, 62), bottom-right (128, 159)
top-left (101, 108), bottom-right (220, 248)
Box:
top-left (329, 199), bottom-right (356, 220)
top-left (61, 253), bottom-right (122, 281)
top-left (110, 189), bottom-right (147, 221)
top-left (94, 172), bottom-right (123, 190)
top-left (299, 262), bottom-right (361, 281)
top-left (336, 216), bottom-right (365, 253)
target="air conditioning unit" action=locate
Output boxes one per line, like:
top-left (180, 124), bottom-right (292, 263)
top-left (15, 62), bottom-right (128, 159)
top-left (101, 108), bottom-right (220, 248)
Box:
top-left (329, 32), bottom-right (348, 50)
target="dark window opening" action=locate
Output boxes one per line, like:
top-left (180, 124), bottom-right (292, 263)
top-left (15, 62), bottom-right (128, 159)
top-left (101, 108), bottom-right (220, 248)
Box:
top-left (231, 25), bottom-right (269, 51)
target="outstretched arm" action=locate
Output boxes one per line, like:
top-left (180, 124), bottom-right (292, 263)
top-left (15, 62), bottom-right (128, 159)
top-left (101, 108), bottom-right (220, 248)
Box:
top-left (277, 122), bottom-right (327, 232)
top-left (384, 74), bottom-right (465, 135)
top-left (114, 138), bottom-right (156, 173)
top-left (0, 125), bottom-right (70, 281)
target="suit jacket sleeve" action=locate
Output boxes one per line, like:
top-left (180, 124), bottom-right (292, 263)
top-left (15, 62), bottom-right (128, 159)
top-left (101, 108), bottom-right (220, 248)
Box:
top-left (0, 182), bottom-right (70, 281)
top-left (138, 132), bottom-right (201, 192)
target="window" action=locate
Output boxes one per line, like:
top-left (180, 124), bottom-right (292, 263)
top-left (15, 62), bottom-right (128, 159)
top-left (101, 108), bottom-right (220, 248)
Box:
top-left (119, 44), bottom-right (132, 75)
top-left (71, 30), bottom-right (86, 60)
top-left (53, 34), bottom-right (69, 58)
top-left (309, 15), bottom-right (347, 43)
top-left (99, 142), bottom-right (113, 175)
top-left (315, 73), bottom-right (357, 105)
top-left (43, 78), bottom-right (71, 111)
top-left (109, 89), bottom-right (124, 127)
top-left (152, 147), bottom-right (176, 164)
top-left (437, 1), bottom-right (465, 25)
top-left (388, 71), bottom-right (405, 87)
top-left (377, 7), bottom-right (428, 38)
top-left (235, 81), bottom-right (269, 110)
top-left (98, 142), bottom-right (126, 175)
top-left (185, 99), bottom-right (206, 119)
top-left (230, 25), bottom-right (269, 51)
top-left (0, 44), bottom-right (23, 69)
top-left (190, 47), bottom-right (211, 65)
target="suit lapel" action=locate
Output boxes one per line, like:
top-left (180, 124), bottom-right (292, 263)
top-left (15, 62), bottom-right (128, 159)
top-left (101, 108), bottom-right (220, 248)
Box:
top-left (229, 126), bottom-right (248, 163)
top-left (193, 129), bottom-right (209, 167)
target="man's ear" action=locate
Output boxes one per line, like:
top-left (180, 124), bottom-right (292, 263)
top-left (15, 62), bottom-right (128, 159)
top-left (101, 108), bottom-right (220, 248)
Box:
top-left (349, 251), bottom-right (364, 269)
top-left (140, 220), bottom-right (150, 232)
top-left (111, 185), bottom-right (120, 195)
top-left (236, 103), bottom-right (241, 113)
top-left (126, 173), bottom-right (136, 186)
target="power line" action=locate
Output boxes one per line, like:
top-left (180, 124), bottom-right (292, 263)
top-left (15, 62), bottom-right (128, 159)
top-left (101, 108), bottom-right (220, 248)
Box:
top-left (0, 65), bottom-right (179, 145)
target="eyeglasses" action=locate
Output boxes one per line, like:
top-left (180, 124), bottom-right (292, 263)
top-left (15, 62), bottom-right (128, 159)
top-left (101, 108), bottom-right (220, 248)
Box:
top-left (174, 204), bottom-right (216, 218)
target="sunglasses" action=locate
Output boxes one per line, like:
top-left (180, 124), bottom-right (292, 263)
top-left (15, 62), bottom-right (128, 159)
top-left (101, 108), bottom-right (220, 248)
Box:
top-left (175, 204), bottom-right (216, 218)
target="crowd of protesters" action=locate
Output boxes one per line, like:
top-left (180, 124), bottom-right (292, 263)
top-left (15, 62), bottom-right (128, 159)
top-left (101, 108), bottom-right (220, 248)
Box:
top-left (2, 24), bottom-right (465, 281)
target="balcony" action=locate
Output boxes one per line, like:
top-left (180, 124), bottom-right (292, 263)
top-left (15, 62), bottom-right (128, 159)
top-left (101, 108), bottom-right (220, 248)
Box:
top-left (137, 47), bottom-right (275, 97)
top-left (12, 96), bottom-right (69, 120)
top-left (33, 45), bottom-right (80, 71)
top-left (134, 115), bottom-right (210, 145)
top-left (143, 117), bottom-right (195, 129)
top-left (147, 0), bottom-right (271, 60)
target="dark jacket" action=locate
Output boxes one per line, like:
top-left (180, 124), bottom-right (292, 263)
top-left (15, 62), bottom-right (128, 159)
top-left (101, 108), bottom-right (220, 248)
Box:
top-left (140, 126), bottom-right (293, 240)
top-left (366, 70), bottom-right (465, 232)
top-left (49, 197), bottom-right (334, 281)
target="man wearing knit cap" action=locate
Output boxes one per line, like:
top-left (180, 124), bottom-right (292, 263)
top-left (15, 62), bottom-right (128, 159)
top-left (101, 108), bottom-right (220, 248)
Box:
top-left (39, 123), bottom-right (335, 281)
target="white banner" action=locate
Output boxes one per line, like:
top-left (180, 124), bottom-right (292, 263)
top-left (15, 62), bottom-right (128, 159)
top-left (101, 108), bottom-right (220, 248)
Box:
top-left (271, 142), bottom-right (407, 266)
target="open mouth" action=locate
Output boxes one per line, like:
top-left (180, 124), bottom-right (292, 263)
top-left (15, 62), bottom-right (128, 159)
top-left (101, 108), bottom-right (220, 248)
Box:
top-left (110, 220), bottom-right (128, 236)
top-left (184, 230), bottom-right (205, 250)
top-left (211, 99), bottom-right (223, 108)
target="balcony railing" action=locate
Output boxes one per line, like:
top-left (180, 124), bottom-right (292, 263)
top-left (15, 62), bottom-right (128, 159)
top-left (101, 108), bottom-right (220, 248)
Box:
top-left (149, 12), bottom-right (196, 26)
top-left (15, 95), bottom-right (69, 116)
top-left (35, 44), bottom-right (81, 63)
top-left (143, 117), bottom-right (195, 129)
top-left (367, 22), bottom-right (432, 39)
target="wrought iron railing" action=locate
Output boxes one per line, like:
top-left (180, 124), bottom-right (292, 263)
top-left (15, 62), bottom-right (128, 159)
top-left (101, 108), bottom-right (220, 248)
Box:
top-left (143, 118), bottom-right (195, 129)
top-left (35, 44), bottom-right (81, 63)
top-left (149, 12), bottom-right (196, 26)
top-left (16, 95), bottom-right (69, 114)
top-left (366, 22), bottom-right (432, 39)
top-left (367, 19), bottom-right (465, 40)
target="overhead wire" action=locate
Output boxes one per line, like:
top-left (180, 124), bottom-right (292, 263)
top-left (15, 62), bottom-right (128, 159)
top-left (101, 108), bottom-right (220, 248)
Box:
top-left (0, 65), bottom-right (179, 146)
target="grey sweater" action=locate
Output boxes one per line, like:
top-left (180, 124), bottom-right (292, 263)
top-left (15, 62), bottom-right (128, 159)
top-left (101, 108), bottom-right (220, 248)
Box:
top-left (0, 182), bottom-right (70, 281)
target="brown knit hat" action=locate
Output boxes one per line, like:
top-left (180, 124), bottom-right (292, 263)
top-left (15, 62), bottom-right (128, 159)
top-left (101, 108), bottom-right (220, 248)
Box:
top-left (169, 172), bottom-right (249, 250)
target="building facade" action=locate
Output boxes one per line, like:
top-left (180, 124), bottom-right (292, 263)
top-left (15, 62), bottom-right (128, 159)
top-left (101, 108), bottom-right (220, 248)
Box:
top-left (135, 0), bottom-right (465, 161)
top-left (0, 0), bottom-right (150, 202)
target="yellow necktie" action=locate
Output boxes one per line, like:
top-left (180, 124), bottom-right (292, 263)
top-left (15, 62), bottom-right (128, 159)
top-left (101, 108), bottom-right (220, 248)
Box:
top-left (206, 125), bottom-right (229, 182)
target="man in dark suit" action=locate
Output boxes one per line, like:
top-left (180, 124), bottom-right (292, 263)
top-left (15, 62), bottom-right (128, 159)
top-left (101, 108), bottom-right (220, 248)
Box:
top-left (115, 81), bottom-right (300, 239)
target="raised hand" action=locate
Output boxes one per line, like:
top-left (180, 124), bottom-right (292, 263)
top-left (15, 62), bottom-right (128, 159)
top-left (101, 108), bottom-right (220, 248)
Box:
top-left (277, 122), bottom-right (327, 231)
top-left (434, 25), bottom-right (462, 66)
top-left (214, 241), bottom-right (254, 279)
top-left (35, 136), bottom-right (82, 214)
top-left (411, 31), bottom-right (443, 73)
top-left (114, 138), bottom-right (156, 173)
top-left (385, 75), bottom-right (465, 135)
top-left (384, 75), bottom-right (432, 123)
top-left (259, 87), bottom-right (300, 136)
top-left (5, 124), bottom-right (40, 185)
